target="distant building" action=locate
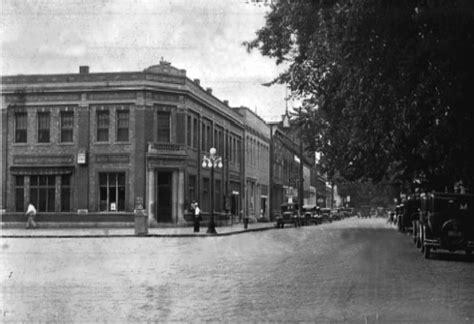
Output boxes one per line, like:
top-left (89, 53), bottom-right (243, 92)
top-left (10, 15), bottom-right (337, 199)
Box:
top-left (268, 114), bottom-right (320, 219)
top-left (233, 107), bottom-right (271, 221)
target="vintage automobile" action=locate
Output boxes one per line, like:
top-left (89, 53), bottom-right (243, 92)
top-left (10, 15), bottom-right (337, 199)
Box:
top-left (275, 202), bottom-right (299, 228)
top-left (359, 205), bottom-right (371, 218)
top-left (420, 192), bottom-right (474, 259)
top-left (395, 204), bottom-right (404, 228)
top-left (302, 205), bottom-right (319, 225)
top-left (330, 208), bottom-right (342, 221)
top-left (318, 207), bottom-right (332, 223)
top-left (341, 207), bottom-right (355, 218)
top-left (398, 197), bottom-right (420, 233)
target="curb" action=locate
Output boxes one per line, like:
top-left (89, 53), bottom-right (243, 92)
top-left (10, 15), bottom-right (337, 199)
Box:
top-left (0, 226), bottom-right (276, 239)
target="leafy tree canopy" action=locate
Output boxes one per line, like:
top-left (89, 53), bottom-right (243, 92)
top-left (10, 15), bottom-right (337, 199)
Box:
top-left (245, 0), bottom-right (474, 192)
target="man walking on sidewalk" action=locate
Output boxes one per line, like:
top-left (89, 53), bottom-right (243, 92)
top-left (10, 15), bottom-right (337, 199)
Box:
top-left (25, 202), bottom-right (37, 229)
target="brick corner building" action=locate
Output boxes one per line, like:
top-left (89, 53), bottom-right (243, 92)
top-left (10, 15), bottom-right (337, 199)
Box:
top-left (0, 61), bottom-right (244, 225)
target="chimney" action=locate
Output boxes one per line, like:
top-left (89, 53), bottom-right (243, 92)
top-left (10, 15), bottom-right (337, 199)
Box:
top-left (79, 66), bottom-right (89, 74)
top-left (206, 88), bottom-right (212, 94)
top-left (194, 79), bottom-right (200, 85)
top-left (223, 100), bottom-right (229, 106)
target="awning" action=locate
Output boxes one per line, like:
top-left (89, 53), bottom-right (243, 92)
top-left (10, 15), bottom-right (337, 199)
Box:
top-left (10, 166), bottom-right (74, 175)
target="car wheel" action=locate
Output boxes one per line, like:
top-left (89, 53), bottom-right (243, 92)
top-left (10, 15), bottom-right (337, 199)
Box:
top-left (420, 224), bottom-right (425, 252)
top-left (413, 222), bottom-right (417, 244)
top-left (424, 246), bottom-right (430, 259)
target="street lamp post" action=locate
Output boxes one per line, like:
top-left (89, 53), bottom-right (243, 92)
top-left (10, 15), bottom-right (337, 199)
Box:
top-left (298, 121), bottom-right (304, 220)
top-left (202, 147), bottom-right (223, 234)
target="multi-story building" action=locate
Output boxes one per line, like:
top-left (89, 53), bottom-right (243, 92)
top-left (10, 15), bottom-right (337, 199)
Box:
top-left (1, 60), bottom-right (244, 225)
top-left (268, 115), bottom-right (318, 220)
top-left (233, 107), bottom-right (271, 221)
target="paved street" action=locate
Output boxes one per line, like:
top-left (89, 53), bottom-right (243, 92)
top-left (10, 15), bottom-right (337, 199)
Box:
top-left (1, 217), bottom-right (473, 323)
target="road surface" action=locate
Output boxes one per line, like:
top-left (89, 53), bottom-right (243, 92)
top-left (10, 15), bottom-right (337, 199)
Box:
top-left (1, 217), bottom-right (473, 322)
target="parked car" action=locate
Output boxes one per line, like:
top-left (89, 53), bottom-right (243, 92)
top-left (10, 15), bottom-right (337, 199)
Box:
top-left (398, 198), bottom-right (420, 233)
top-left (319, 207), bottom-right (332, 223)
top-left (330, 208), bottom-right (342, 221)
top-left (359, 205), bottom-right (371, 218)
top-left (275, 202), bottom-right (299, 228)
top-left (341, 207), bottom-right (355, 218)
top-left (395, 204), bottom-right (404, 228)
top-left (303, 205), bottom-right (319, 225)
top-left (420, 192), bottom-right (474, 259)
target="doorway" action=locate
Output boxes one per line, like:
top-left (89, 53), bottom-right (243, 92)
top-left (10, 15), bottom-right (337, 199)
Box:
top-left (155, 171), bottom-right (172, 222)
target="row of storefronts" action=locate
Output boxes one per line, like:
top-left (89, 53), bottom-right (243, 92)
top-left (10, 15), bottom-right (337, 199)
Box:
top-left (0, 61), bottom-right (331, 224)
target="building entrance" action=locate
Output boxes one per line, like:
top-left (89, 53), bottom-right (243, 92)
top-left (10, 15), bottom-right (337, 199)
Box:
top-left (155, 171), bottom-right (172, 222)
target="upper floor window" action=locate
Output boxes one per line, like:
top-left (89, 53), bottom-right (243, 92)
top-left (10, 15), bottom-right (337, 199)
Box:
top-left (157, 111), bottom-right (170, 142)
top-left (15, 113), bottom-right (27, 143)
top-left (37, 112), bottom-right (50, 143)
top-left (97, 110), bottom-right (109, 142)
top-left (60, 111), bottom-right (74, 143)
top-left (116, 110), bottom-right (129, 142)
top-left (193, 117), bottom-right (198, 148)
top-left (186, 115), bottom-right (192, 147)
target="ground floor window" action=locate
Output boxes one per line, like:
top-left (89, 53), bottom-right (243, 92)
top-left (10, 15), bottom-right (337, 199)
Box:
top-left (15, 176), bottom-right (25, 212)
top-left (202, 177), bottom-right (210, 212)
top-left (215, 179), bottom-right (222, 212)
top-left (99, 172), bottom-right (126, 211)
top-left (14, 174), bottom-right (71, 212)
top-left (30, 175), bottom-right (56, 212)
top-left (61, 174), bottom-right (71, 211)
top-left (188, 174), bottom-right (196, 204)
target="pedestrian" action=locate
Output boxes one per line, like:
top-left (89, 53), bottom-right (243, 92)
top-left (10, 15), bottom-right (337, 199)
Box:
top-left (193, 202), bottom-right (201, 233)
top-left (25, 202), bottom-right (37, 229)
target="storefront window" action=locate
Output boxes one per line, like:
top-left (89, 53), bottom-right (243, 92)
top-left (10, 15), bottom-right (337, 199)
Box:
top-left (15, 176), bottom-right (25, 212)
top-left (99, 172), bottom-right (126, 211)
top-left (215, 179), bottom-right (221, 212)
top-left (30, 175), bottom-right (55, 212)
top-left (202, 177), bottom-right (210, 212)
top-left (188, 175), bottom-right (196, 204)
top-left (61, 174), bottom-right (71, 211)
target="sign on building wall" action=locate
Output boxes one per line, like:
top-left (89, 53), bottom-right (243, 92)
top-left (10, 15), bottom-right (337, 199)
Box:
top-left (77, 149), bottom-right (87, 165)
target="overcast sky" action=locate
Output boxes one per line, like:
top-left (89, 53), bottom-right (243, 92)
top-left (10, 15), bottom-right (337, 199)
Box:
top-left (1, 0), bottom-right (294, 121)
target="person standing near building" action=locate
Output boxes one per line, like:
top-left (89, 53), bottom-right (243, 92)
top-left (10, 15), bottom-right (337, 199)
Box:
top-left (193, 202), bottom-right (201, 233)
top-left (25, 202), bottom-right (37, 229)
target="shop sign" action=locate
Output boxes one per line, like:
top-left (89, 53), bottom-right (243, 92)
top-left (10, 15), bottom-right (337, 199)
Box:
top-left (77, 149), bottom-right (87, 165)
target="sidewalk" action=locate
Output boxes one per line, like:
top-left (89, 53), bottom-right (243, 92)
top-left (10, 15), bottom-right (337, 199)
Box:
top-left (0, 222), bottom-right (276, 238)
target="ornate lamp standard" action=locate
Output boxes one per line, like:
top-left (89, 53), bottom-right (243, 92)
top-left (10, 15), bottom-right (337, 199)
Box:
top-left (202, 147), bottom-right (223, 234)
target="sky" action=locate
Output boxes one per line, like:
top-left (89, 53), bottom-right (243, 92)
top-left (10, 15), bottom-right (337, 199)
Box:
top-left (0, 0), bottom-right (293, 122)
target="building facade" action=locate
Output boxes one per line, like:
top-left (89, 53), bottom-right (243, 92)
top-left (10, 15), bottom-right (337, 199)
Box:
top-left (233, 107), bottom-right (271, 221)
top-left (268, 116), bottom-right (318, 220)
top-left (1, 61), bottom-right (244, 224)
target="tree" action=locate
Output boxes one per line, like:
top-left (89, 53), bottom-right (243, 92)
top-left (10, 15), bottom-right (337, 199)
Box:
top-left (245, 0), bottom-right (474, 191)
